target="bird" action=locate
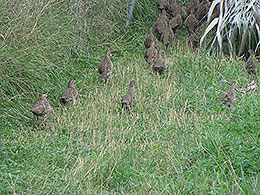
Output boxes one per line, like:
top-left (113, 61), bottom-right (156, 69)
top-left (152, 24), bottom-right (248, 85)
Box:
top-left (144, 42), bottom-right (158, 64)
top-left (153, 49), bottom-right (166, 74)
top-left (184, 11), bottom-right (198, 34)
top-left (98, 48), bottom-right (113, 80)
top-left (144, 26), bottom-right (159, 49)
top-left (60, 79), bottom-right (79, 105)
top-left (167, 0), bottom-right (178, 17)
top-left (169, 11), bottom-right (183, 33)
top-left (178, 2), bottom-right (187, 20)
top-left (195, 0), bottom-right (210, 22)
top-left (218, 82), bottom-right (236, 108)
top-left (189, 27), bottom-right (200, 50)
top-left (157, 0), bottom-right (169, 12)
top-left (31, 94), bottom-right (53, 120)
top-left (161, 22), bottom-right (174, 50)
top-left (246, 49), bottom-right (257, 75)
top-left (154, 9), bottom-right (169, 36)
top-left (187, 0), bottom-right (200, 15)
top-left (121, 80), bottom-right (138, 109)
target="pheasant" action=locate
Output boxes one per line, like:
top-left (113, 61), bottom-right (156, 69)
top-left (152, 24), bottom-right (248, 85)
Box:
top-left (161, 22), bottom-right (174, 50)
top-left (144, 42), bottom-right (158, 64)
top-left (153, 49), bottom-right (166, 74)
top-left (31, 94), bottom-right (53, 120)
top-left (98, 48), bottom-right (113, 79)
top-left (144, 26), bottom-right (159, 49)
top-left (121, 80), bottom-right (138, 109)
top-left (246, 49), bottom-right (257, 75)
top-left (218, 82), bottom-right (236, 108)
top-left (184, 11), bottom-right (198, 34)
top-left (60, 79), bottom-right (79, 104)
top-left (154, 9), bottom-right (169, 35)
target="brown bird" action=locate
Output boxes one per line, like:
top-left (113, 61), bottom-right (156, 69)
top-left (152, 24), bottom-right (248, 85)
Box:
top-left (121, 80), bottom-right (138, 109)
top-left (157, 0), bottom-right (169, 11)
top-left (154, 9), bottom-right (169, 35)
top-left (188, 0), bottom-right (200, 15)
top-left (153, 49), bottom-right (166, 74)
top-left (60, 79), bottom-right (79, 104)
top-left (31, 94), bottom-right (53, 120)
top-left (144, 26), bottom-right (159, 49)
top-left (246, 49), bottom-right (257, 75)
top-left (195, 0), bottom-right (210, 21)
top-left (167, 0), bottom-right (178, 17)
top-left (178, 2), bottom-right (187, 20)
top-left (169, 12), bottom-right (183, 33)
top-left (184, 11), bottom-right (198, 34)
top-left (98, 48), bottom-right (113, 79)
top-left (218, 82), bottom-right (236, 108)
top-left (189, 27), bottom-right (200, 49)
top-left (144, 42), bottom-right (158, 64)
top-left (161, 22), bottom-right (174, 50)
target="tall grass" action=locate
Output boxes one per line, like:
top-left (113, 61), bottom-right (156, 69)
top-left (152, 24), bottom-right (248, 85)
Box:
top-left (0, 0), bottom-right (259, 193)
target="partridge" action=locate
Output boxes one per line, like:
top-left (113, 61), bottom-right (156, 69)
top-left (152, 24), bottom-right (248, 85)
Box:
top-left (188, 0), bottom-right (200, 15)
top-left (185, 11), bottom-right (198, 34)
top-left (60, 79), bottom-right (79, 104)
top-left (144, 42), bottom-right (158, 64)
top-left (161, 22), bottom-right (174, 50)
top-left (153, 49), bottom-right (166, 74)
top-left (31, 94), bottom-right (53, 120)
top-left (144, 26), bottom-right (159, 49)
top-left (189, 27), bottom-right (200, 49)
top-left (154, 9), bottom-right (169, 35)
top-left (121, 80), bottom-right (138, 109)
top-left (195, 0), bottom-right (210, 21)
top-left (218, 82), bottom-right (236, 108)
top-left (246, 49), bottom-right (257, 75)
top-left (170, 12), bottom-right (183, 33)
top-left (178, 3), bottom-right (187, 20)
top-left (167, 0), bottom-right (178, 17)
top-left (98, 48), bottom-right (113, 79)
top-left (157, 0), bottom-right (169, 11)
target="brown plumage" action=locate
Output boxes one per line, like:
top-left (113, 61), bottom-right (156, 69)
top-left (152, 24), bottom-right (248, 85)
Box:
top-left (157, 0), bottom-right (169, 11)
top-left (246, 49), bottom-right (257, 75)
top-left (161, 22), bottom-right (174, 49)
top-left (153, 49), bottom-right (166, 74)
top-left (167, 0), bottom-right (178, 17)
top-left (195, 0), bottom-right (210, 21)
top-left (121, 80), bottom-right (138, 109)
top-left (60, 79), bottom-right (79, 104)
top-left (31, 94), bottom-right (53, 119)
top-left (188, 0), bottom-right (200, 15)
top-left (98, 48), bottom-right (113, 79)
top-left (178, 3), bottom-right (187, 20)
top-left (154, 9), bottom-right (169, 35)
top-left (189, 27), bottom-right (200, 49)
top-left (184, 11), bottom-right (198, 34)
top-left (170, 12), bottom-right (183, 33)
top-left (144, 26), bottom-right (159, 49)
top-left (218, 82), bottom-right (236, 108)
top-left (144, 42), bottom-right (158, 64)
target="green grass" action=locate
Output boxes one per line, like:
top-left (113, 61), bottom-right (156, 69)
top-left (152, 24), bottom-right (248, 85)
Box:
top-left (0, 0), bottom-right (260, 194)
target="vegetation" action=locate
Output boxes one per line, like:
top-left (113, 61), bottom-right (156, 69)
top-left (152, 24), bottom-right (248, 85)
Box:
top-left (0, 0), bottom-right (259, 193)
top-left (201, 0), bottom-right (260, 56)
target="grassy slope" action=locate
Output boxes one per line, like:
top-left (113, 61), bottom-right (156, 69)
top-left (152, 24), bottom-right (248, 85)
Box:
top-left (0, 0), bottom-right (259, 194)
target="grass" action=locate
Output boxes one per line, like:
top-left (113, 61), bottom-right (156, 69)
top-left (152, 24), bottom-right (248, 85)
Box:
top-left (0, 0), bottom-right (260, 193)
